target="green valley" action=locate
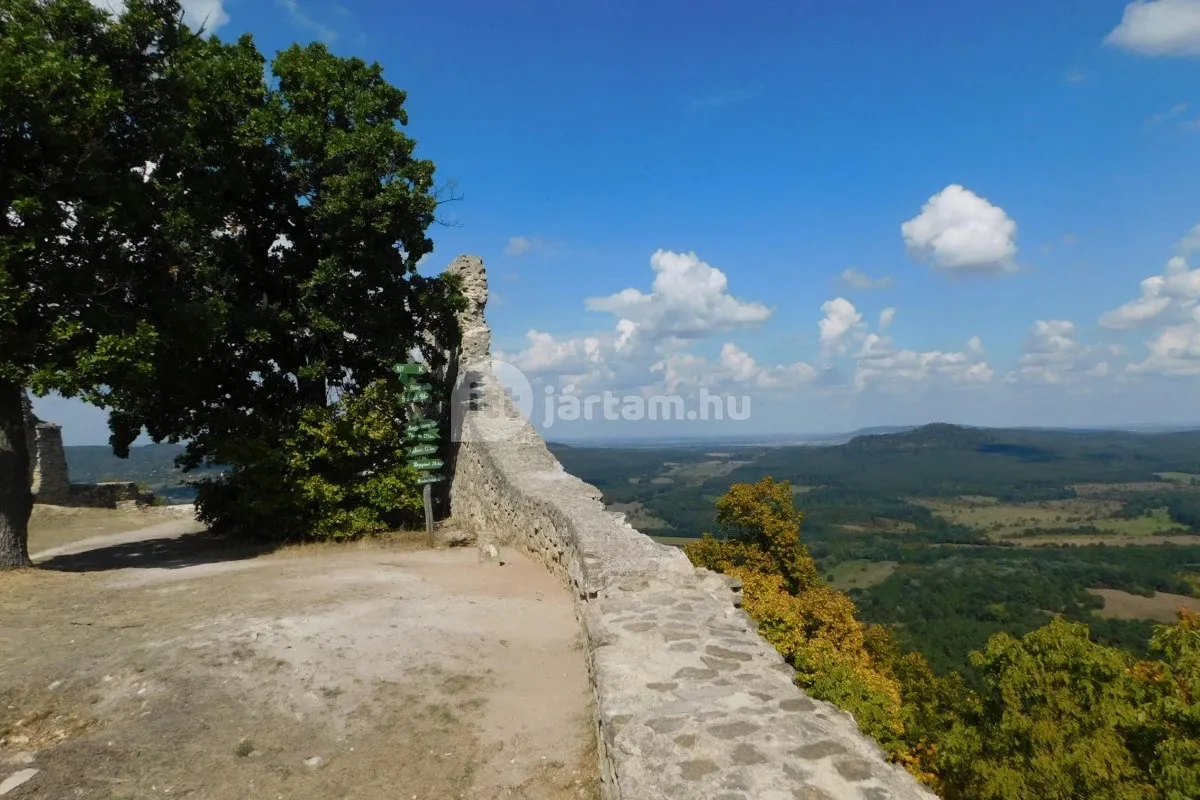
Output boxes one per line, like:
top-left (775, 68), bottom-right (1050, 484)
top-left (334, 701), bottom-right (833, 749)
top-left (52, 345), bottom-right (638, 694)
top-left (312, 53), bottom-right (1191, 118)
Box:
top-left (549, 423), bottom-right (1200, 679)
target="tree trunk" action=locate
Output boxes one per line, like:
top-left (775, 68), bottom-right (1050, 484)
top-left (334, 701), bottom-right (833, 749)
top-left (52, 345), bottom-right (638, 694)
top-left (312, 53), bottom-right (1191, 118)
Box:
top-left (0, 379), bottom-right (33, 569)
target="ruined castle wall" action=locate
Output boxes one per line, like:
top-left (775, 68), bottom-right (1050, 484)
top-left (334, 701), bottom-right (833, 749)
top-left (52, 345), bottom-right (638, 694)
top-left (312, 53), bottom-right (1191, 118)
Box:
top-left (446, 255), bottom-right (936, 800)
top-left (22, 391), bottom-right (143, 508)
top-left (31, 423), bottom-right (71, 505)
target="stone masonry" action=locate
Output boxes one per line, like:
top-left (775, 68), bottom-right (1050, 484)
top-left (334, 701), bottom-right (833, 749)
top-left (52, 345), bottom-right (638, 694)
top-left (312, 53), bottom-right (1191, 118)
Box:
top-left (445, 255), bottom-right (937, 800)
top-left (22, 390), bottom-right (71, 504)
top-left (21, 390), bottom-right (143, 508)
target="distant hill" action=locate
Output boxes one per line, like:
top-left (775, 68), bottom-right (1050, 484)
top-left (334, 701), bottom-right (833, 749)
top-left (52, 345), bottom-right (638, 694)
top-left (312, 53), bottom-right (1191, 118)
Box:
top-left (728, 423), bottom-right (1200, 499)
top-left (64, 443), bottom-right (225, 503)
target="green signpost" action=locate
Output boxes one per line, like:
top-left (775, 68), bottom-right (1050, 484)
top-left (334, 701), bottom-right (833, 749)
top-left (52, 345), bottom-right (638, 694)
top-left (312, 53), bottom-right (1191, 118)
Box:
top-left (394, 361), bottom-right (443, 543)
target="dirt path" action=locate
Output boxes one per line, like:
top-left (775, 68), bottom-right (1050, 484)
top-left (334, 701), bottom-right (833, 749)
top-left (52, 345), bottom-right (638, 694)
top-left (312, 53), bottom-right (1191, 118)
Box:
top-left (2, 518), bottom-right (598, 799)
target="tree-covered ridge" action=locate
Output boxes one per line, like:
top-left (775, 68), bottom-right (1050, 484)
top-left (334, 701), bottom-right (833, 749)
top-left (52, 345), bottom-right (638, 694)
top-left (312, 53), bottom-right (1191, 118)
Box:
top-left (549, 425), bottom-right (1200, 680)
top-left (686, 478), bottom-right (1200, 799)
top-left (728, 424), bottom-right (1200, 500)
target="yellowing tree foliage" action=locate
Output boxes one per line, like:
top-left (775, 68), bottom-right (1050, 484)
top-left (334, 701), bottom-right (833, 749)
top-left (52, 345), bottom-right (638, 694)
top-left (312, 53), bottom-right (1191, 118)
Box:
top-left (685, 478), bottom-right (907, 756)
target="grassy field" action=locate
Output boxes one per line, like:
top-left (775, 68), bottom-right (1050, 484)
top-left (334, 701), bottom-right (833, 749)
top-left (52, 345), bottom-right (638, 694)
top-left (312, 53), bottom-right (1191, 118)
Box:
top-left (661, 458), bottom-right (752, 483)
top-left (1155, 472), bottom-right (1200, 484)
top-left (607, 501), bottom-right (670, 530)
top-left (917, 497), bottom-right (1188, 540)
top-left (1072, 481), bottom-right (1196, 497)
top-left (827, 560), bottom-right (898, 591)
top-left (1088, 588), bottom-right (1200, 622)
top-left (837, 519), bottom-right (917, 534)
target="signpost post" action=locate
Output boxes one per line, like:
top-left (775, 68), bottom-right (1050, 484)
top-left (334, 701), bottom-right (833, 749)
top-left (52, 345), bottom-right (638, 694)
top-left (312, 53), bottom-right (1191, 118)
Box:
top-left (394, 362), bottom-right (444, 545)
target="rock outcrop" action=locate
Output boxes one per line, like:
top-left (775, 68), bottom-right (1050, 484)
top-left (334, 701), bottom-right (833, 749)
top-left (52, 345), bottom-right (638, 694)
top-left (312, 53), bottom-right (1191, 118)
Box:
top-left (445, 255), bottom-right (936, 800)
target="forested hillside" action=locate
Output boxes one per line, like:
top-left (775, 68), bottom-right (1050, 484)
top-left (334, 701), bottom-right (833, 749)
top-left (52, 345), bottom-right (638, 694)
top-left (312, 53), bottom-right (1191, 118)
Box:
top-left (64, 444), bottom-right (223, 504)
top-left (549, 424), bottom-right (1200, 678)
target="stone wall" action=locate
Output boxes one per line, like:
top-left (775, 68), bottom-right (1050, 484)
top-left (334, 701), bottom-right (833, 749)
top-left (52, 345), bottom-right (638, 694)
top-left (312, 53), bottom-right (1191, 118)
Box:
top-left (68, 481), bottom-right (144, 509)
top-left (22, 391), bottom-right (149, 508)
top-left (445, 255), bottom-right (937, 800)
top-left (22, 393), bottom-right (72, 505)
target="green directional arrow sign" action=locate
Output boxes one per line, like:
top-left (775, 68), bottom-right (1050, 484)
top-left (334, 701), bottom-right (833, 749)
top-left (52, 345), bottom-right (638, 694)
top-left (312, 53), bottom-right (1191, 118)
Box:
top-left (406, 430), bottom-right (439, 442)
top-left (403, 382), bottom-right (432, 393)
top-left (393, 362), bottom-right (427, 376)
top-left (409, 458), bottom-right (444, 472)
top-left (406, 444), bottom-right (438, 457)
top-left (416, 474), bottom-right (445, 485)
top-left (403, 390), bottom-right (431, 403)
top-left (406, 418), bottom-right (438, 430)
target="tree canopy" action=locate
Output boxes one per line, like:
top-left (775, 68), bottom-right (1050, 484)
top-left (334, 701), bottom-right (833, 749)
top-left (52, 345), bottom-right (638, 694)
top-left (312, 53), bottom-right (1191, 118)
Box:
top-left (0, 0), bottom-right (461, 566)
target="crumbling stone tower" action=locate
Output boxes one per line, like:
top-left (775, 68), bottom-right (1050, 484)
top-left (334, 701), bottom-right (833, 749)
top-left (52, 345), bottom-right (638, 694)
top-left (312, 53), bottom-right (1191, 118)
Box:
top-left (21, 390), bottom-right (71, 504)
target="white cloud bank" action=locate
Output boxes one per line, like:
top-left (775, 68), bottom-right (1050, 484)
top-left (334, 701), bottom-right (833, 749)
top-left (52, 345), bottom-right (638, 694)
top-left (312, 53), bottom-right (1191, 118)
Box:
top-left (854, 332), bottom-right (991, 390)
top-left (585, 250), bottom-right (772, 341)
top-left (901, 185), bottom-right (1019, 275)
top-left (498, 250), bottom-right (781, 393)
top-left (1106, 0), bottom-right (1200, 56)
top-left (499, 254), bottom-right (992, 406)
top-left (1101, 223), bottom-right (1200, 376)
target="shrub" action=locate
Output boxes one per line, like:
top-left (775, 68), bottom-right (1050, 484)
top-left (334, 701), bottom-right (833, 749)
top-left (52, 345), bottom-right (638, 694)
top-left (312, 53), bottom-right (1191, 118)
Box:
top-left (196, 380), bottom-right (425, 540)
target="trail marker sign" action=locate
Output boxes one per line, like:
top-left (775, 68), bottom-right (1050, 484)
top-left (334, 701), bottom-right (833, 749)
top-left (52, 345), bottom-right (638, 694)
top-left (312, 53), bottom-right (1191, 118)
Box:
top-left (394, 361), bottom-right (444, 544)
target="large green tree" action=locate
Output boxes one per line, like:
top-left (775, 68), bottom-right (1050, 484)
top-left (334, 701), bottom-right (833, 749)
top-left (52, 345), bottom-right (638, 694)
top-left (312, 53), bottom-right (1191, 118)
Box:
top-left (0, 0), bottom-right (263, 567)
top-left (107, 42), bottom-right (462, 539)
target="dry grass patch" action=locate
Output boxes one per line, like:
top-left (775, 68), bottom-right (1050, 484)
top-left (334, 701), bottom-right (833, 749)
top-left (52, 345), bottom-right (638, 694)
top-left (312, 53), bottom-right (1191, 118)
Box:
top-left (607, 501), bottom-right (670, 530)
top-left (1071, 481), bottom-right (1191, 497)
top-left (917, 497), bottom-right (1187, 540)
top-left (1088, 588), bottom-right (1200, 622)
top-left (28, 504), bottom-right (194, 553)
top-left (827, 560), bottom-right (898, 591)
top-left (1155, 472), bottom-right (1200, 484)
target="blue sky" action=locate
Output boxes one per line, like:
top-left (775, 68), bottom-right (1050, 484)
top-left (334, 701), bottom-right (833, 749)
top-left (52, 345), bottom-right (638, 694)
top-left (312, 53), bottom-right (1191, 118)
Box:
top-left (51, 0), bottom-right (1200, 443)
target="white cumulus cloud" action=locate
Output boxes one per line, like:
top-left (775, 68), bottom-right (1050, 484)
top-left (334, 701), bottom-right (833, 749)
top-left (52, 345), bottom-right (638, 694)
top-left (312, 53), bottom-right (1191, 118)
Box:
top-left (496, 249), bottom-right (775, 394)
top-left (585, 250), bottom-right (771, 341)
top-left (1105, 0), bottom-right (1200, 56)
top-left (652, 344), bottom-right (816, 394)
top-left (1128, 310), bottom-right (1200, 376)
top-left (1006, 320), bottom-right (1107, 384)
top-left (854, 333), bottom-right (993, 390)
top-left (1100, 234), bottom-right (1200, 330)
top-left (501, 330), bottom-right (603, 375)
top-left (901, 184), bottom-right (1019, 275)
top-left (878, 307), bottom-right (897, 331)
top-left (1101, 223), bottom-right (1200, 376)
top-left (818, 297), bottom-right (866, 357)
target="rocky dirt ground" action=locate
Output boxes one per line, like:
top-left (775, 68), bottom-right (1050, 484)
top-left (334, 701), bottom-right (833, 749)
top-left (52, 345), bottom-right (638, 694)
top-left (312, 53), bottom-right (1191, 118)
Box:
top-left (1, 508), bottom-right (599, 799)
